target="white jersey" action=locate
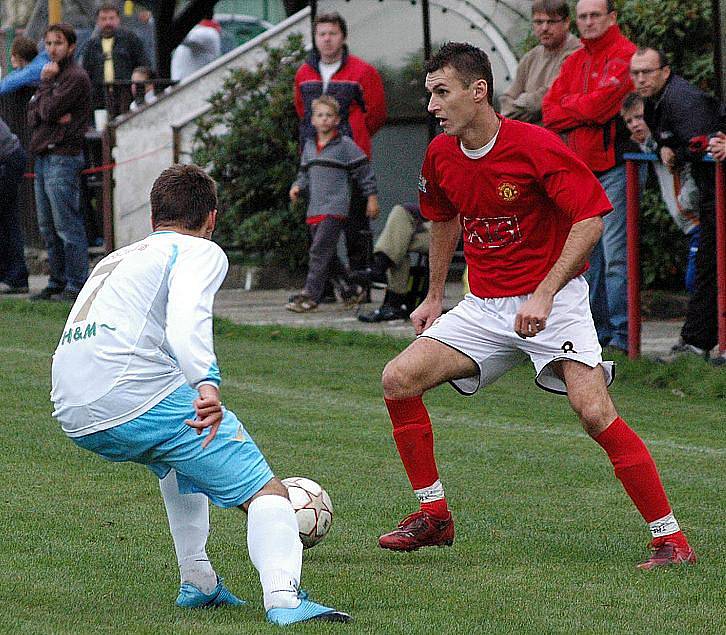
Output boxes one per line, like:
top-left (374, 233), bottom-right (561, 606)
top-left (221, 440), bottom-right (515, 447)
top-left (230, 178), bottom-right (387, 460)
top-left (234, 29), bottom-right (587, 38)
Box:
top-left (51, 231), bottom-right (228, 438)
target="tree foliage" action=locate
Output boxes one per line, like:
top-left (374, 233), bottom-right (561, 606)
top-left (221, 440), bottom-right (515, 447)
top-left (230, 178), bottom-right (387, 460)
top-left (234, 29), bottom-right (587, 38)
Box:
top-left (192, 33), bottom-right (308, 270)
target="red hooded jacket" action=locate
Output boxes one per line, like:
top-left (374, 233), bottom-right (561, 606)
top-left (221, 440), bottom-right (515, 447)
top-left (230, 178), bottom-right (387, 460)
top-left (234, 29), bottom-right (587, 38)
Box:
top-left (542, 25), bottom-right (635, 173)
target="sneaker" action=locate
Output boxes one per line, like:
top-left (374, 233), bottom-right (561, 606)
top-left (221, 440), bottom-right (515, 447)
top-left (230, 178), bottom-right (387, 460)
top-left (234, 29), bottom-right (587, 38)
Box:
top-left (340, 284), bottom-right (367, 307)
top-left (176, 576), bottom-right (246, 608)
top-left (637, 536), bottom-right (696, 570)
top-left (266, 590), bottom-right (352, 626)
top-left (658, 339), bottom-right (709, 363)
top-left (0, 282), bottom-right (29, 295)
top-left (29, 286), bottom-right (64, 301)
top-left (378, 510), bottom-right (455, 552)
top-left (358, 304), bottom-right (408, 323)
top-left (285, 293), bottom-right (318, 313)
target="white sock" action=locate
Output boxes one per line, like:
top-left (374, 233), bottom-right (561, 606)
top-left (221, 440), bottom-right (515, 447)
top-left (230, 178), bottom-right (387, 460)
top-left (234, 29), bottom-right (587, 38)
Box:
top-left (414, 479), bottom-right (445, 503)
top-left (159, 470), bottom-right (217, 594)
top-left (247, 494), bottom-right (303, 611)
top-left (648, 512), bottom-right (681, 539)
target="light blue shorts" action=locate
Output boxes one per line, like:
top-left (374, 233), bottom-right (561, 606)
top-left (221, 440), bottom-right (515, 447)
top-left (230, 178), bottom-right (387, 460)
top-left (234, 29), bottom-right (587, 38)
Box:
top-left (73, 384), bottom-right (274, 508)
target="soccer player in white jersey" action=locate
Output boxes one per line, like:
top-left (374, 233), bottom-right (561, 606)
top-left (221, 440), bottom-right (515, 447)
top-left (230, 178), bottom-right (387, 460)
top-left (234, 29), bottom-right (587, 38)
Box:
top-left (50, 164), bottom-right (351, 625)
top-left (376, 43), bottom-right (695, 570)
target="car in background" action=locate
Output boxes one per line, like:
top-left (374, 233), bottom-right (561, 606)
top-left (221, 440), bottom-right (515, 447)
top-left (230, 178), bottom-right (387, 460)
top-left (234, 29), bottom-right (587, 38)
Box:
top-left (215, 14), bottom-right (273, 55)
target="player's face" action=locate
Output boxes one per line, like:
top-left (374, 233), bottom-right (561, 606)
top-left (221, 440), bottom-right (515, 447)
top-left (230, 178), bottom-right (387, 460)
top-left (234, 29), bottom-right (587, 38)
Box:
top-left (311, 104), bottom-right (339, 134)
top-left (314, 22), bottom-right (345, 63)
top-left (575, 0), bottom-right (615, 40)
top-left (44, 31), bottom-right (75, 64)
top-left (97, 9), bottom-right (121, 37)
top-left (621, 104), bottom-right (649, 144)
top-left (532, 12), bottom-right (570, 50)
top-left (425, 66), bottom-right (484, 138)
top-left (630, 50), bottom-right (670, 98)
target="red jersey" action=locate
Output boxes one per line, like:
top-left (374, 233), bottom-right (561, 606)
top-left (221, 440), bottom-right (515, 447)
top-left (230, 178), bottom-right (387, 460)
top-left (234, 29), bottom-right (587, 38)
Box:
top-left (418, 118), bottom-right (612, 298)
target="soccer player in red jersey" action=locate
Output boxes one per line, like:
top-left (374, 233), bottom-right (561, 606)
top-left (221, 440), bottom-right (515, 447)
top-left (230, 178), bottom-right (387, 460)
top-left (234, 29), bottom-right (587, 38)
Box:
top-left (377, 42), bottom-right (695, 570)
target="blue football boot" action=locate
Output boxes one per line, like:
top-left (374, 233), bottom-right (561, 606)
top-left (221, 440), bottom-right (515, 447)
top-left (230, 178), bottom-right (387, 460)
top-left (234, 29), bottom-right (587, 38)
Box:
top-left (175, 576), bottom-right (246, 608)
top-left (266, 590), bottom-right (352, 626)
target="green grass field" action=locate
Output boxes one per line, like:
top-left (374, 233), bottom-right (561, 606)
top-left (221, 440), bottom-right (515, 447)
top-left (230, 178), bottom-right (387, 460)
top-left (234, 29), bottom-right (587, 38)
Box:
top-left (1, 299), bottom-right (724, 634)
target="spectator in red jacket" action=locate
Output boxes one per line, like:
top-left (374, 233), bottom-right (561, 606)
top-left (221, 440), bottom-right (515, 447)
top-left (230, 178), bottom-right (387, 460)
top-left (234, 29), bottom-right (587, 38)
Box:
top-left (294, 11), bottom-right (386, 273)
top-left (542, 0), bottom-right (636, 354)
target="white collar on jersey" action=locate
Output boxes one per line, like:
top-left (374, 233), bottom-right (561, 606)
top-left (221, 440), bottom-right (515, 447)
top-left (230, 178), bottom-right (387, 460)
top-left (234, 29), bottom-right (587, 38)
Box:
top-left (459, 118), bottom-right (502, 159)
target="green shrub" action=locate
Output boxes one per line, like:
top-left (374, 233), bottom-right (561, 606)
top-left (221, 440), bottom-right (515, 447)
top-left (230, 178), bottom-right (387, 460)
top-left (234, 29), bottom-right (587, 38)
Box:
top-left (192, 34), bottom-right (309, 271)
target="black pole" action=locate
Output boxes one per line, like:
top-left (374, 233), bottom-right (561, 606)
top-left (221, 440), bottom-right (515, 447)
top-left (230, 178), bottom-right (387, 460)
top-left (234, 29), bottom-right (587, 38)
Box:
top-left (422, 0), bottom-right (437, 141)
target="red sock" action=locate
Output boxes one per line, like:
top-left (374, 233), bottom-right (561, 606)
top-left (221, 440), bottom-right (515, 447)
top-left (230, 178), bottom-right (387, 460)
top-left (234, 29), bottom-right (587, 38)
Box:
top-left (595, 417), bottom-right (671, 523)
top-left (385, 396), bottom-right (449, 519)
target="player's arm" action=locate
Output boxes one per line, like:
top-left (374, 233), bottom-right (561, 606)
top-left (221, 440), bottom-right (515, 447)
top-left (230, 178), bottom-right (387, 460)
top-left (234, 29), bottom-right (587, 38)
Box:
top-left (166, 242), bottom-right (228, 446)
top-left (515, 216), bottom-right (603, 338)
top-left (410, 215), bottom-right (461, 335)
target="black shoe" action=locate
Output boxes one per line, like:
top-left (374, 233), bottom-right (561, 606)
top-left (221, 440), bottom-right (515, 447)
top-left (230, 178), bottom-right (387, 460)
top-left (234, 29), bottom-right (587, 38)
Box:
top-left (0, 282), bottom-right (29, 295)
top-left (51, 289), bottom-right (80, 302)
top-left (30, 286), bottom-right (64, 301)
top-left (351, 266), bottom-right (387, 288)
top-left (358, 304), bottom-right (408, 323)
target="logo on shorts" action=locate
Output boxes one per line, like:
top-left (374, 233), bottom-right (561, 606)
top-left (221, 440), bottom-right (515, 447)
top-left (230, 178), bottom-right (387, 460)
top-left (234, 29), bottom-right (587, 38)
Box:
top-left (233, 423), bottom-right (245, 442)
top-left (418, 173), bottom-right (427, 193)
top-left (561, 341), bottom-right (576, 354)
top-left (497, 181), bottom-right (519, 202)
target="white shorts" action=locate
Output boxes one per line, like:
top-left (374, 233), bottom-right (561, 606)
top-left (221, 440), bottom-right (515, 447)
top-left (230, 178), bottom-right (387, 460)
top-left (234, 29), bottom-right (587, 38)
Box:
top-left (421, 276), bottom-right (614, 395)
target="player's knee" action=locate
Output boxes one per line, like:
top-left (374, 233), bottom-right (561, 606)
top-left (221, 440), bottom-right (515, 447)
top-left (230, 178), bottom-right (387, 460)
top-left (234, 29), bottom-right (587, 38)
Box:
top-left (382, 358), bottom-right (417, 398)
top-left (574, 399), bottom-right (613, 436)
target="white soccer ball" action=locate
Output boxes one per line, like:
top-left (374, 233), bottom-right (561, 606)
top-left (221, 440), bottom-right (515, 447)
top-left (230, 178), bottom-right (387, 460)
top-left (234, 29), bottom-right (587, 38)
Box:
top-left (282, 476), bottom-right (333, 549)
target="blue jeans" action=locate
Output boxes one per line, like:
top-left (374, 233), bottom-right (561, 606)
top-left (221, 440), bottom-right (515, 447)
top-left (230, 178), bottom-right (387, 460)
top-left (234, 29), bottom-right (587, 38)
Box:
top-left (0, 146), bottom-right (29, 288)
top-left (34, 153), bottom-right (88, 292)
top-left (586, 164), bottom-right (630, 350)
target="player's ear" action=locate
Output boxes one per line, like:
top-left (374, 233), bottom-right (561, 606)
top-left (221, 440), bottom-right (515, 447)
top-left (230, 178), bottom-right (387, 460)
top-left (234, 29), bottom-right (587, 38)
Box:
top-left (205, 209), bottom-right (217, 238)
top-left (472, 78), bottom-right (488, 103)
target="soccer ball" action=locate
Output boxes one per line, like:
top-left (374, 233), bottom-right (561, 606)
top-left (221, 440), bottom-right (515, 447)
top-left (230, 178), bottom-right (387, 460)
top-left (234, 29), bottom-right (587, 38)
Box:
top-left (282, 477), bottom-right (333, 549)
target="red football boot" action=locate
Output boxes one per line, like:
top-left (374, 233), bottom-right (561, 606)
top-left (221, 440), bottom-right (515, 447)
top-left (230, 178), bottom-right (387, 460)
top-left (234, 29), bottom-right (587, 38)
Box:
top-left (378, 510), bottom-right (454, 552)
top-left (637, 534), bottom-right (696, 570)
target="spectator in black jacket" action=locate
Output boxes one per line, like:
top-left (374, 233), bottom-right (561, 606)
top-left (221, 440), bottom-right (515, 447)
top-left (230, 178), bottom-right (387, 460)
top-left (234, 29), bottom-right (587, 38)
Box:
top-left (81, 2), bottom-right (149, 116)
top-left (630, 47), bottom-right (721, 362)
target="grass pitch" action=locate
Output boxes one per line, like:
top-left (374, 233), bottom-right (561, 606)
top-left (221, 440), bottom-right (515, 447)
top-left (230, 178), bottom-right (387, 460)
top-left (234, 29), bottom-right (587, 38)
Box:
top-left (0, 299), bottom-right (724, 634)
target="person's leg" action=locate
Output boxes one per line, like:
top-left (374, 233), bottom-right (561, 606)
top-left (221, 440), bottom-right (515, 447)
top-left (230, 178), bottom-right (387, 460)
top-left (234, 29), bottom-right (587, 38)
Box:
top-left (33, 155), bottom-right (66, 294)
top-left (302, 218), bottom-right (344, 303)
top-left (44, 154), bottom-right (89, 294)
top-left (159, 470), bottom-right (217, 595)
top-left (0, 148), bottom-right (29, 289)
top-left (344, 185), bottom-right (371, 271)
top-left (558, 360), bottom-right (694, 568)
top-left (680, 169), bottom-right (717, 351)
top-left (598, 166), bottom-right (628, 351)
top-left (585, 238), bottom-right (609, 346)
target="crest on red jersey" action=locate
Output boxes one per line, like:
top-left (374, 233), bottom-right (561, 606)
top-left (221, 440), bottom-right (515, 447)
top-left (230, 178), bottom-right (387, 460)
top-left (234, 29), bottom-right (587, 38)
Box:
top-left (497, 181), bottom-right (519, 202)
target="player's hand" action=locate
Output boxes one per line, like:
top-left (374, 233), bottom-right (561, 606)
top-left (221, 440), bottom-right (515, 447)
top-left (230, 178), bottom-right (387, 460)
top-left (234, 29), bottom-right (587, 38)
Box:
top-left (41, 61), bottom-right (60, 80)
top-left (660, 146), bottom-right (676, 173)
top-left (708, 131), bottom-right (726, 161)
top-left (410, 296), bottom-right (443, 335)
top-left (289, 184), bottom-right (300, 202)
top-left (185, 386), bottom-right (223, 449)
top-left (514, 291), bottom-right (553, 338)
top-left (58, 113), bottom-right (72, 125)
top-left (366, 195), bottom-right (380, 219)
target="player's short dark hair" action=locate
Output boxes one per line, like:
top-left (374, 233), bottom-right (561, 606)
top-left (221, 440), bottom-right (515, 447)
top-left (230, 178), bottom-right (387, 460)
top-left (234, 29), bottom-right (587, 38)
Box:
top-left (620, 92), bottom-right (644, 113)
top-left (150, 164), bottom-right (217, 231)
top-left (531, 0), bottom-right (569, 19)
top-left (96, 2), bottom-right (121, 17)
top-left (45, 23), bottom-right (77, 46)
top-left (635, 46), bottom-right (669, 68)
top-left (313, 12), bottom-right (347, 38)
top-left (424, 42), bottom-right (494, 105)
top-left (11, 35), bottom-right (38, 64)
top-left (607, 0), bottom-right (616, 13)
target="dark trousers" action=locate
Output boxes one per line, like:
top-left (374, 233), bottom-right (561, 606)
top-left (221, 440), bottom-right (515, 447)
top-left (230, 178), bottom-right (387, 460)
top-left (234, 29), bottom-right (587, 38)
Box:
top-left (0, 146), bottom-right (29, 288)
top-left (304, 217), bottom-right (349, 302)
top-left (345, 185), bottom-right (372, 271)
top-left (680, 163), bottom-right (717, 351)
